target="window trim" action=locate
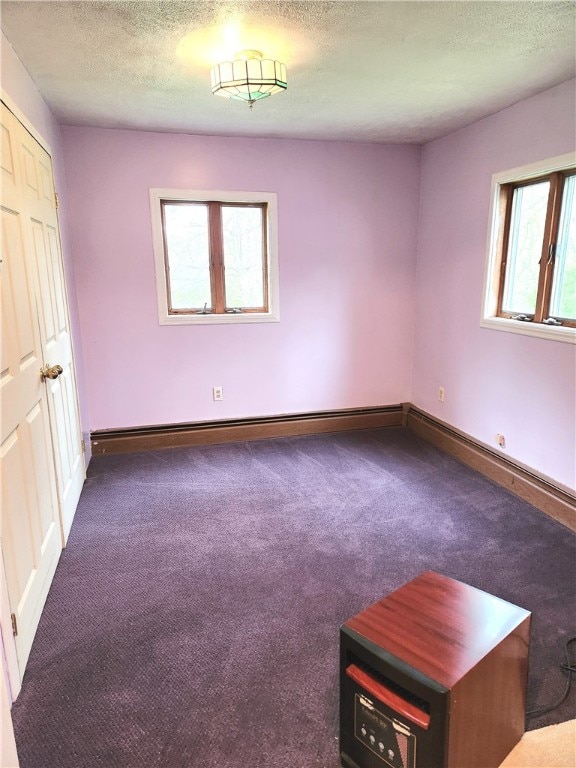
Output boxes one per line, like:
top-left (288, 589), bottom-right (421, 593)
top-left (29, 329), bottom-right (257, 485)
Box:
top-left (481, 153), bottom-right (576, 344)
top-left (150, 188), bottom-right (280, 325)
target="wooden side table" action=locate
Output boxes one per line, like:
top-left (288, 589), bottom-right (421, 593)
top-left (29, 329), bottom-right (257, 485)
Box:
top-left (340, 571), bottom-right (531, 768)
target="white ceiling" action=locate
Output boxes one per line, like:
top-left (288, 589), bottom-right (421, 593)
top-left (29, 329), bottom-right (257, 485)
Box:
top-left (1, 1), bottom-right (575, 144)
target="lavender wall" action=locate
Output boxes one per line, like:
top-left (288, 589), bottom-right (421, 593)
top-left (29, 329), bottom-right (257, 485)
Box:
top-left (7, 31), bottom-right (571, 489)
top-left (61, 127), bottom-right (421, 430)
top-left (412, 80), bottom-right (576, 490)
top-left (1, 33), bottom-right (90, 456)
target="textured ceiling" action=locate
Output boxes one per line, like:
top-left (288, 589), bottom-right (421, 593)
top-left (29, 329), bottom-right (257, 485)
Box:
top-left (1, 0), bottom-right (575, 143)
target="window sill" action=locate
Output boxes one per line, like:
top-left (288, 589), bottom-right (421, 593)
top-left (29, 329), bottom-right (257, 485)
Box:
top-left (159, 311), bottom-right (280, 326)
top-left (480, 316), bottom-right (576, 344)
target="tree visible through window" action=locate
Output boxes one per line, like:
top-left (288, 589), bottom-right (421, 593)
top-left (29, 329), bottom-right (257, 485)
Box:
top-left (496, 169), bottom-right (575, 327)
top-left (161, 200), bottom-right (268, 315)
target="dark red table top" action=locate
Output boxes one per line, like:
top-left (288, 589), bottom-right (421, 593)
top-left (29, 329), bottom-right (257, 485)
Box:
top-left (344, 570), bottom-right (531, 688)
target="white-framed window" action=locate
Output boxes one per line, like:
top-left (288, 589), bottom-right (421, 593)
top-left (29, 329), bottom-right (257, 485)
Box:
top-left (481, 152), bottom-right (576, 344)
top-left (150, 188), bottom-right (280, 325)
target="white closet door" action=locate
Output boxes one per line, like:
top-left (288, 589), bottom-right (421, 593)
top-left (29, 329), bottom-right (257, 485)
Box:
top-left (1, 102), bottom-right (63, 675)
top-left (17, 113), bottom-right (84, 541)
top-left (1, 101), bottom-right (85, 679)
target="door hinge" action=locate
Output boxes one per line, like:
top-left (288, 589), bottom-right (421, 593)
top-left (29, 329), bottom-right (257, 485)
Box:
top-left (81, 439), bottom-right (86, 454)
top-left (11, 613), bottom-right (18, 636)
top-left (55, 192), bottom-right (59, 210)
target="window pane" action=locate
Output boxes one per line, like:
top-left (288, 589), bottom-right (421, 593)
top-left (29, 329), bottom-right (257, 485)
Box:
top-left (550, 175), bottom-right (576, 320)
top-left (222, 206), bottom-right (265, 309)
top-left (163, 203), bottom-right (211, 310)
top-left (502, 181), bottom-right (549, 315)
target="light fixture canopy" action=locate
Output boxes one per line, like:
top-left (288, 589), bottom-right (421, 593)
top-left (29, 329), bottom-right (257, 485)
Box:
top-left (210, 50), bottom-right (287, 107)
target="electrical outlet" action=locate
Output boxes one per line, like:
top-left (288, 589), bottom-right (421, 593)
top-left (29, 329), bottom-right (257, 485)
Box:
top-left (213, 386), bottom-right (223, 401)
top-left (438, 386), bottom-right (445, 403)
top-left (495, 433), bottom-right (506, 448)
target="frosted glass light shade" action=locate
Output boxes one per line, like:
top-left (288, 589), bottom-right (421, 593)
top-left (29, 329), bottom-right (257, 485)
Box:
top-left (211, 53), bottom-right (287, 105)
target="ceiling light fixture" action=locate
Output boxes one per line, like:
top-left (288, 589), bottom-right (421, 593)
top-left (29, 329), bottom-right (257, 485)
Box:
top-left (210, 50), bottom-right (287, 108)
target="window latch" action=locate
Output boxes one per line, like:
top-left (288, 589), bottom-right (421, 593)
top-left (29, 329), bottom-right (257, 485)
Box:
top-left (511, 314), bottom-right (532, 322)
top-left (196, 303), bottom-right (213, 315)
top-left (542, 317), bottom-right (562, 326)
top-left (225, 308), bottom-right (242, 314)
top-left (547, 243), bottom-right (556, 265)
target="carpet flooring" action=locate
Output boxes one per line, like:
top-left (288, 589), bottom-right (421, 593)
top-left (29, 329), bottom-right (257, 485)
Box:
top-left (11, 427), bottom-right (576, 767)
top-left (499, 720), bottom-right (576, 768)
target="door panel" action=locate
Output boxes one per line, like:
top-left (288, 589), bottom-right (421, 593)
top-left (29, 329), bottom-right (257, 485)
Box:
top-left (1, 100), bottom-right (85, 679)
top-left (1, 120), bottom-right (19, 213)
top-left (1, 405), bottom-right (61, 671)
top-left (16, 109), bottom-right (85, 542)
top-left (0, 107), bottom-right (62, 674)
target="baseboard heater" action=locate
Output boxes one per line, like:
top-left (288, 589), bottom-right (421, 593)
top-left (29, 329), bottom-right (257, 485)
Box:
top-left (90, 405), bottom-right (404, 455)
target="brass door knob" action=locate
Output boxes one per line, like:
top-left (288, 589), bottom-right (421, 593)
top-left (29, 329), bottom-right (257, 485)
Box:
top-left (41, 364), bottom-right (63, 381)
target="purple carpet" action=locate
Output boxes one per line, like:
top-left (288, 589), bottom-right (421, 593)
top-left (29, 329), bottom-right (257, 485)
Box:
top-left (11, 427), bottom-right (576, 767)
